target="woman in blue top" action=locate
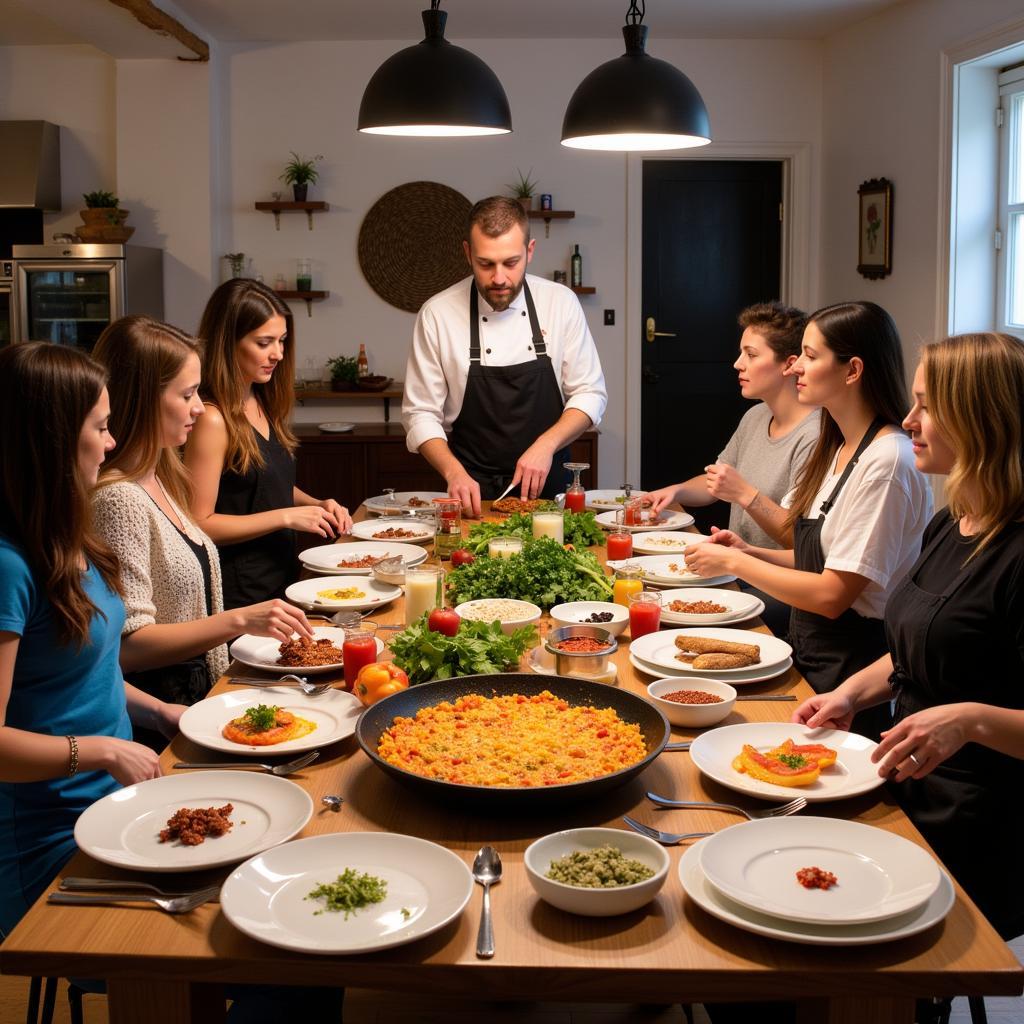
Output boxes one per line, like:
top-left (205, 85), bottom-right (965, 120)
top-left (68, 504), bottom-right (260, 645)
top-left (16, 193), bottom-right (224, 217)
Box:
top-left (0, 343), bottom-right (185, 938)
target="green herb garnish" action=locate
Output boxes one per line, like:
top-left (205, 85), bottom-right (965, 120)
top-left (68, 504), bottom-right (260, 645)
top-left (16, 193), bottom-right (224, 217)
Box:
top-left (389, 617), bottom-right (537, 686)
top-left (400, 907), bottom-right (412, 920)
top-left (242, 704), bottom-right (280, 732)
top-left (777, 753), bottom-right (807, 769)
top-left (464, 510), bottom-right (606, 555)
top-left (305, 868), bottom-right (388, 917)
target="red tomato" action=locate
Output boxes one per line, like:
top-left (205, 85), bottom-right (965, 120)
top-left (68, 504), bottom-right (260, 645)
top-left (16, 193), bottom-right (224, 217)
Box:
top-left (450, 548), bottom-right (476, 566)
top-left (427, 607), bottom-right (461, 636)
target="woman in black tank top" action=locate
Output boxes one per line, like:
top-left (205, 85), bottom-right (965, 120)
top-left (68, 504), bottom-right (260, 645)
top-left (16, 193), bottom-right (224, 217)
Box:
top-left (185, 279), bottom-right (352, 608)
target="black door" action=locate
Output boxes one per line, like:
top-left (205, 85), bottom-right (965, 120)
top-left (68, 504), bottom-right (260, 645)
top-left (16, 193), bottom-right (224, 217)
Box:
top-left (641, 160), bottom-right (782, 530)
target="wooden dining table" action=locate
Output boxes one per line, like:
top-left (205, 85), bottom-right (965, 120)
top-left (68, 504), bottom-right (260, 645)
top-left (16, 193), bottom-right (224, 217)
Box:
top-left (2, 503), bottom-right (1022, 1024)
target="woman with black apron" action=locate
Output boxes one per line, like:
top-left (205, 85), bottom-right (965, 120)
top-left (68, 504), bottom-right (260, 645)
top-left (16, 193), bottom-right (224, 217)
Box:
top-left (186, 278), bottom-right (352, 609)
top-left (795, 333), bottom-right (1024, 943)
top-left (683, 302), bottom-right (931, 739)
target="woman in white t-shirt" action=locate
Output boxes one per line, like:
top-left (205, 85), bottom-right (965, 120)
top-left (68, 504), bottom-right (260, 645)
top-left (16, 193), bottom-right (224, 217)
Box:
top-left (684, 301), bottom-right (931, 738)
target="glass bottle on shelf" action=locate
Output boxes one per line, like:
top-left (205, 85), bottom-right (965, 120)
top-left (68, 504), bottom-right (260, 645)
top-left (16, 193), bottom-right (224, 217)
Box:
top-left (357, 343), bottom-right (369, 378)
top-left (570, 244), bottom-right (583, 288)
top-left (563, 461), bottom-right (589, 513)
top-left (296, 259), bottom-right (312, 292)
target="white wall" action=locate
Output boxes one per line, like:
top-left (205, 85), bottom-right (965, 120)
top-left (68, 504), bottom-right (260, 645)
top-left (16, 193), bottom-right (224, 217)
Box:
top-left (220, 36), bottom-right (823, 486)
top-left (820, 0), bottom-right (1024, 355)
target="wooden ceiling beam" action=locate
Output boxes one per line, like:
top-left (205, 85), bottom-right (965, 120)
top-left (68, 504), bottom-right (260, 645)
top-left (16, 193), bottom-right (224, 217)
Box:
top-left (105, 0), bottom-right (209, 61)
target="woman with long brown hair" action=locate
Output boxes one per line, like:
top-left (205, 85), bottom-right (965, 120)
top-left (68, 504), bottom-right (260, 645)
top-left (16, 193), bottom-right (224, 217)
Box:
top-left (91, 317), bottom-right (312, 744)
top-left (794, 331), bottom-right (1024, 946)
top-left (684, 301), bottom-right (932, 737)
top-left (185, 280), bottom-right (351, 609)
top-left (0, 343), bottom-right (183, 937)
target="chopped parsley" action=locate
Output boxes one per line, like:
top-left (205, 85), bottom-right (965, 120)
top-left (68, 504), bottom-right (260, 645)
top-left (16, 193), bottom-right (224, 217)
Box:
top-left (305, 868), bottom-right (388, 917)
top-left (400, 907), bottom-right (412, 920)
top-left (777, 753), bottom-right (807, 769)
top-left (242, 704), bottom-right (280, 732)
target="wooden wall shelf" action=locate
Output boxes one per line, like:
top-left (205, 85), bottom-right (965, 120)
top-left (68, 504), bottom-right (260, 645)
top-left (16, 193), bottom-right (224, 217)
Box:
top-left (294, 383), bottom-right (404, 422)
top-left (528, 209), bottom-right (575, 237)
top-left (571, 286), bottom-right (596, 295)
top-left (255, 201), bottom-right (329, 230)
top-left (274, 289), bottom-right (329, 317)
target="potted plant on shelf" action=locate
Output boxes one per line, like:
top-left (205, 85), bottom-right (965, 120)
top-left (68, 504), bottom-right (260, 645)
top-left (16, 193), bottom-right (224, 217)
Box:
top-left (223, 252), bottom-right (246, 279)
top-left (505, 168), bottom-right (539, 212)
top-left (78, 191), bottom-right (134, 243)
top-left (280, 152), bottom-right (324, 202)
top-left (327, 355), bottom-right (359, 392)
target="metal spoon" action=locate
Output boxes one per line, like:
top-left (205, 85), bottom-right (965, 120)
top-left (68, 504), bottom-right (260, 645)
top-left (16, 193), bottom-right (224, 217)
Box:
top-left (321, 794), bottom-right (344, 812)
top-left (472, 846), bottom-right (502, 959)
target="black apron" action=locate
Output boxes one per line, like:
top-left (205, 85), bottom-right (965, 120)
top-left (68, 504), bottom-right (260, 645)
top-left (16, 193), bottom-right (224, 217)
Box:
top-left (448, 281), bottom-right (571, 500)
top-left (789, 419), bottom-right (892, 740)
top-left (886, 519), bottom-right (1024, 939)
top-left (216, 424), bottom-right (297, 609)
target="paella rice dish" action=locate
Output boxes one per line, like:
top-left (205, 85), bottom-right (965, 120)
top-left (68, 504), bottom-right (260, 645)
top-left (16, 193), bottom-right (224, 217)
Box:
top-left (376, 690), bottom-right (647, 787)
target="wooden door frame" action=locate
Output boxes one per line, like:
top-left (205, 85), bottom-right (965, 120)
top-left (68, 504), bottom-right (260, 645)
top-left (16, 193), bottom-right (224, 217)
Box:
top-left (624, 143), bottom-right (813, 484)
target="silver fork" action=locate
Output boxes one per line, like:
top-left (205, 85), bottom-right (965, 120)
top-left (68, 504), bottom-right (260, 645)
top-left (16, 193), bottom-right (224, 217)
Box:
top-left (227, 675), bottom-right (334, 696)
top-left (173, 750), bottom-right (320, 776)
top-left (645, 793), bottom-right (808, 819)
top-left (622, 815), bottom-right (712, 846)
top-left (60, 878), bottom-right (220, 899)
top-left (47, 886), bottom-right (219, 914)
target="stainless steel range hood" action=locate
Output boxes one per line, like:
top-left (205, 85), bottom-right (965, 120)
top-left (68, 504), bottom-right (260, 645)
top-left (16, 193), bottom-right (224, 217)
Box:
top-left (0, 121), bottom-right (61, 211)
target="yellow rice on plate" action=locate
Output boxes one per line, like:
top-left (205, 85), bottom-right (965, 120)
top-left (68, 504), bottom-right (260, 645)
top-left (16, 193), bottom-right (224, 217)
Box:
top-left (376, 690), bottom-right (647, 787)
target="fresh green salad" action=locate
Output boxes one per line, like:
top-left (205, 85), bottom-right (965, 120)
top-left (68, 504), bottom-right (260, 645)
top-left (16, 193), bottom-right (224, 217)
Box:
top-left (389, 616), bottom-right (538, 686)
top-left (463, 510), bottom-right (605, 554)
top-left (445, 537), bottom-right (613, 608)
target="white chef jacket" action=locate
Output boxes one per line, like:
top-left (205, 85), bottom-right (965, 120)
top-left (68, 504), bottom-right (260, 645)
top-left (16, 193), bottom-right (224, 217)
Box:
top-left (402, 274), bottom-right (608, 454)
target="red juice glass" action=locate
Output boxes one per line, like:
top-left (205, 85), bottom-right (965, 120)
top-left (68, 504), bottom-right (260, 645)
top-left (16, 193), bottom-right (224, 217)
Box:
top-left (564, 489), bottom-right (585, 513)
top-left (628, 590), bottom-right (662, 640)
top-left (607, 529), bottom-right (633, 561)
top-left (342, 628), bottom-right (378, 690)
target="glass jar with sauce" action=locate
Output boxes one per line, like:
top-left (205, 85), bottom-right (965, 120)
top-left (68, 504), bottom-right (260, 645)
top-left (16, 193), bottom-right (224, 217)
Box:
top-left (612, 564), bottom-right (644, 606)
top-left (431, 498), bottom-right (462, 561)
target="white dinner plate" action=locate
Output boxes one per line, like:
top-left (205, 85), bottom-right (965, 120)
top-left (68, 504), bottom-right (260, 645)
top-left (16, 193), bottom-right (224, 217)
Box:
top-left (179, 686), bottom-right (363, 756)
top-left (583, 489), bottom-right (650, 511)
top-left (698, 817), bottom-right (942, 925)
top-left (657, 588), bottom-right (765, 625)
top-left (74, 771), bottom-right (312, 873)
top-left (607, 556), bottom-right (736, 588)
top-left (350, 517), bottom-right (434, 545)
top-left (300, 541), bottom-right (427, 576)
top-left (629, 627), bottom-right (792, 675)
top-left (221, 832), bottom-right (474, 954)
top-left (629, 651), bottom-right (793, 687)
top-left (678, 841), bottom-right (954, 946)
top-left (688, 723), bottom-right (886, 803)
top-left (285, 575), bottom-right (402, 612)
top-left (229, 626), bottom-right (385, 675)
top-left (363, 491), bottom-right (449, 514)
top-left (595, 509), bottom-right (695, 533)
top-left (631, 532), bottom-right (709, 554)
top-left (317, 422), bottom-right (355, 433)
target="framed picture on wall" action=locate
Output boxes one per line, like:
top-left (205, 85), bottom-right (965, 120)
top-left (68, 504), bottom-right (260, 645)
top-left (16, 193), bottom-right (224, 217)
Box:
top-left (857, 178), bottom-right (893, 279)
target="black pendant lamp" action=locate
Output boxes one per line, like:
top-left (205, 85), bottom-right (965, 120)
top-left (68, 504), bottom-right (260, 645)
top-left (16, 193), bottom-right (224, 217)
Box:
top-left (358, 2), bottom-right (511, 137)
top-left (561, 1), bottom-right (711, 151)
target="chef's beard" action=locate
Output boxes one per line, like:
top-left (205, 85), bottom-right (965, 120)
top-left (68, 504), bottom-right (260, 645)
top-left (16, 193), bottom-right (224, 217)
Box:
top-left (481, 277), bottom-right (524, 312)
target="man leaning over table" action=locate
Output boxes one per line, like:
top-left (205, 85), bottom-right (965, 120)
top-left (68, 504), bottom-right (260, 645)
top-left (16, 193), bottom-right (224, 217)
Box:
top-left (402, 196), bottom-right (607, 516)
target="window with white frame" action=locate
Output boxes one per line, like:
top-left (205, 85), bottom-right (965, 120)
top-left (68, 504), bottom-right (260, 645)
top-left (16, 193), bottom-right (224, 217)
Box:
top-left (998, 66), bottom-right (1024, 334)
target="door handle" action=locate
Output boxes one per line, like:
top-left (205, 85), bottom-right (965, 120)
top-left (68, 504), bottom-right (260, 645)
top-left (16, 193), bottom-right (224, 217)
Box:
top-left (645, 316), bottom-right (677, 343)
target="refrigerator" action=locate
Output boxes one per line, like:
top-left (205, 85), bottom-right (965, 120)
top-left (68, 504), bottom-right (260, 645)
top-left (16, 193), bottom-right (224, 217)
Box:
top-left (12, 243), bottom-right (163, 349)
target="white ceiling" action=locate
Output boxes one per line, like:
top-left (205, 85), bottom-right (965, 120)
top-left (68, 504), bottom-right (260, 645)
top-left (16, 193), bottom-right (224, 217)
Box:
top-left (2, 0), bottom-right (908, 53)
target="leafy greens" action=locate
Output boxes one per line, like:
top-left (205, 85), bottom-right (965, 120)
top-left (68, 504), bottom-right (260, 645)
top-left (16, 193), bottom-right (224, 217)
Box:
top-left (463, 510), bottom-right (605, 555)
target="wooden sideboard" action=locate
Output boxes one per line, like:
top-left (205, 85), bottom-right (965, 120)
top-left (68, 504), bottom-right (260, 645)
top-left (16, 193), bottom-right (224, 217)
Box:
top-left (294, 424), bottom-right (599, 512)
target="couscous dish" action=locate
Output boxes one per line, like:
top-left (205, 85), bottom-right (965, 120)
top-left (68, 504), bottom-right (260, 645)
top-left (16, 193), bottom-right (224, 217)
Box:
top-left (376, 690), bottom-right (647, 787)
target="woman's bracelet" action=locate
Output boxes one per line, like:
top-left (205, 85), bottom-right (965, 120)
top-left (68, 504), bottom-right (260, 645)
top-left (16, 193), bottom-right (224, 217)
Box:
top-left (66, 734), bottom-right (79, 777)
top-left (743, 489), bottom-right (761, 510)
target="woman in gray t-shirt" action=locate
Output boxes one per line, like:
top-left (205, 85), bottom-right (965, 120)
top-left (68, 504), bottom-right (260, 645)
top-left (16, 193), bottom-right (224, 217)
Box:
top-left (648, 301), bottom-right (819, 550)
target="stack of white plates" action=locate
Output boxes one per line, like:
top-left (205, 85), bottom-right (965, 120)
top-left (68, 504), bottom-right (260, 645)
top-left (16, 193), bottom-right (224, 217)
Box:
top-left (657, 587), bottom-right (764, 625)
top-left (679, 814), bottom-right (954, 945)
top-left (629, 627), bottom-right (792, 686)
top-left (607, 555), bottom-right (736, 589)
top-left (301, 541), bottom-right (428, 576)
top-left (363, 491), bottom-right (449, 514)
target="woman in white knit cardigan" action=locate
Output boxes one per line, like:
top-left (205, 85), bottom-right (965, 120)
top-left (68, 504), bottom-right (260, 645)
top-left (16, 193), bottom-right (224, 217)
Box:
top-left (90, 317), bottom-right (313, 735)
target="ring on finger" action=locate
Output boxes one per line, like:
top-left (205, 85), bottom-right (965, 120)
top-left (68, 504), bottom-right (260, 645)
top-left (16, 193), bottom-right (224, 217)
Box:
top-left (908, 752), bottom-right (922, 768)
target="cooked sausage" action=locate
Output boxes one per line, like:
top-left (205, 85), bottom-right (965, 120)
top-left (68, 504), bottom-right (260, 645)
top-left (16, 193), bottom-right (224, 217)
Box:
top-left (692, 653), bottom-right (756, 669)
top-left (674, 635), bottom-right (760, 659)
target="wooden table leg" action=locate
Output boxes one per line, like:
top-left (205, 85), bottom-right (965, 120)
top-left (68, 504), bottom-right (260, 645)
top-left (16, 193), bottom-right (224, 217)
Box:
top-left (108, 979), bottom-right (225, 1024)
top-left (797, 997), bottom-right (915, 1024)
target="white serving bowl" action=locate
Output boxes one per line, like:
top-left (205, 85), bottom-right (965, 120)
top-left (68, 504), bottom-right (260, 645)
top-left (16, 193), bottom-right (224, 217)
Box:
top-left (549, 601), bottom-right (628, 638)
top-left (454, 598), bottom-right (542, 635)
top-left (524, 827), bottom-right (670, 917)
top-left (646, 676), bottom-right (738, 728)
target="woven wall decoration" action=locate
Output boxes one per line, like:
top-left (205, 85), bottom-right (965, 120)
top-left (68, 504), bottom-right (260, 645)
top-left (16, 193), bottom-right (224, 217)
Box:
top-left (358, 181), bottom-right (472, 313)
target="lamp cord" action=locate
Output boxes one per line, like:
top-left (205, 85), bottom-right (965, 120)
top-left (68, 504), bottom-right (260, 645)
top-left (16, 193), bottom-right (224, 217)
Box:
top-left (625, 0), bottom-right (645, 26)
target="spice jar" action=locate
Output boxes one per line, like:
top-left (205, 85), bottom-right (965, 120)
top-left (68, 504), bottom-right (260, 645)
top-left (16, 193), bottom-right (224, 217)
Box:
top-left (432, 497), bottom-right (462, 561)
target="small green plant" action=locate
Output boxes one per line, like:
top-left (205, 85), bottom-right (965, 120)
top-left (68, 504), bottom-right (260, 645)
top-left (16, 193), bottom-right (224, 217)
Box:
top-left (280, 152), bottom-right (324, 187)
top-left (327, 355), bottom-right (359, 384)
top-left (82, 190), bottom-right (119, 208)
top-left (505, 168), bottom-right (538, 199)
top-left (224, 252), bottom-right (246, 277)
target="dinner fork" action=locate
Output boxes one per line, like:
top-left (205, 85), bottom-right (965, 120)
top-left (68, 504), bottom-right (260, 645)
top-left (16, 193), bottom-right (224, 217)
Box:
top-left (173, 750), bottom-right (320, 776)
top-left (47, 886), bottom-right (220, 914)
top-left (645, 793), bottom-right (808, 819)
top-left (227, 675), bottom-right (334, 696)
top-left (60, 878), bottom-right (220, 900)
top-left (621, 816), bottom-right (712, 846)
